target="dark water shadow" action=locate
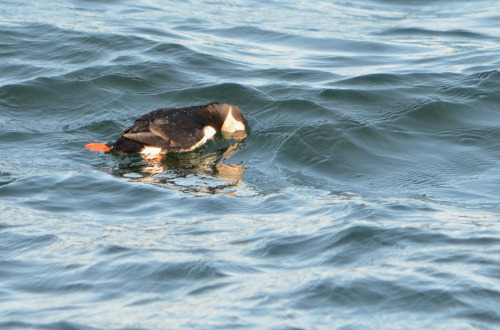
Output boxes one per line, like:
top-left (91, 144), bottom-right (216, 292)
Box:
top-left (109, 132), bottom-right (248, 196)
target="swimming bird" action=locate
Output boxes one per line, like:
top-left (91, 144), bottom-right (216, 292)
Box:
top-left (85, 103), bottom-right (246, 155)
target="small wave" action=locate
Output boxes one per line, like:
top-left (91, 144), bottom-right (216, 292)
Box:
top-left (376, 27), bottom-right (493, 40)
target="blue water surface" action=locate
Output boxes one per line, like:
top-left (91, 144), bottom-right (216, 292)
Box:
top-left (1, 0), bottom-right (500, 328)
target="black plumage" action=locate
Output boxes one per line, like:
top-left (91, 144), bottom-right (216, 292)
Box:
top-left (111, 103), bottom-right (245, 154)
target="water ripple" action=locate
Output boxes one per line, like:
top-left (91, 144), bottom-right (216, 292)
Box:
top-left (2, 0), bottom-right (500, 328)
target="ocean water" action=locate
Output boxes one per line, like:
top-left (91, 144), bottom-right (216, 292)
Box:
top-left (1, 0), bottom-right (500, 328)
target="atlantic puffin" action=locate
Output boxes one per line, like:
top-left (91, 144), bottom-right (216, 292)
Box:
top-left (85, 103), bottom-right (246, 155)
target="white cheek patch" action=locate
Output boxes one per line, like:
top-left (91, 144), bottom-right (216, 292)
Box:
top-left (232, 119), bottom-right (245, 131)
top-left (221, 109), bottom-right (245, 132)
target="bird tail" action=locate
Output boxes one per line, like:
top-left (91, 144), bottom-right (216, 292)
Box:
top-left (85, 142), bottom-right (111, 152)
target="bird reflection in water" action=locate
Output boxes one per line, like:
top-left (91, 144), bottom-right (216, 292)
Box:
top-left (112, 131), bottom-right (247, 195)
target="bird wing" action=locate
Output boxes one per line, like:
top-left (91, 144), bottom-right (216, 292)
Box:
top-left (122, 118), bottom-right (206, 149)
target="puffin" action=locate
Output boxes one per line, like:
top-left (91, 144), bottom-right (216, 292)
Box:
top-left (85, 103), bottom-right (246, 155)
